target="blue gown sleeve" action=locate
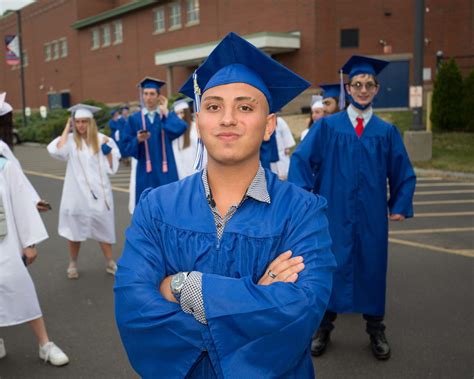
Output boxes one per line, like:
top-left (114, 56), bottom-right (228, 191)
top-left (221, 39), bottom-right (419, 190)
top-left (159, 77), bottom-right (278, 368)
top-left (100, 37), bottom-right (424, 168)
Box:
top-left (288, 119), bottom-right (326, 191)
top-left (387, 126), bottom-right (416, 217)
top-left (119, 117), bottom-right (140, 158)
top-left (201, 196), bottom-right (336, 378)
top-left (114, 190), bottom-right (207, 378)
top-left (162, 112), bottom-right (188, 140)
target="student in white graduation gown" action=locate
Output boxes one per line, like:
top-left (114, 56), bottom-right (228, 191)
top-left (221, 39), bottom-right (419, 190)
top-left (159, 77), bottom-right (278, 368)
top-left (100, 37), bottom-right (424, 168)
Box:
top-left (171, 99), bottom-right (201, 179)
top-left (301, 95), bottom-right (325, 141)
top-left (0, 155), bottom-right (69, 366)
top-left (47, 104), bottom-right (120, 279)
top-left (270, 116), bottom-right (295, 180)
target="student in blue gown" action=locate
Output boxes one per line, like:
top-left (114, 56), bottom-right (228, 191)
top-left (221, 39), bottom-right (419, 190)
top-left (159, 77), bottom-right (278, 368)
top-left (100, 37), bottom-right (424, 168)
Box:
top-left (120, 78), bottom-right (187, 204)
top-left (288, 56), bottom-right (416, 360)
top-left (259, 131), bottom-right (279, 169)
top-left (319, 83), bottom-right (346, 116)
top-left (108, 109), bottom-right (121, 144)
top-left (115, 32), bottom-right (336, 379)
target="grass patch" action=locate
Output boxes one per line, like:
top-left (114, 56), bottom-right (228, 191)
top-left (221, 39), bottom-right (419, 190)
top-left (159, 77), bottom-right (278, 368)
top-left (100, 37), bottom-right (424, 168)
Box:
top-left (377, 110), bottom-right (474, 173)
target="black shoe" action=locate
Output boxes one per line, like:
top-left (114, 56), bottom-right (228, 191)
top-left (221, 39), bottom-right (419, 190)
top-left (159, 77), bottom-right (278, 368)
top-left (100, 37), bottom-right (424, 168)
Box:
top-left (369, 331), bottom-right (391, 360)
top-left (311, 329), bottom-right (331, 357)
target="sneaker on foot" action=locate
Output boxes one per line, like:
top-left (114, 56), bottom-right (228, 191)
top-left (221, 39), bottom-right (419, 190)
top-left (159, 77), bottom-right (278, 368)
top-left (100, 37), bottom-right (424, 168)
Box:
top-left (39, 341), bottom-right (69, 366)
top-left (106, 260), bottom-right (117, 275)
top-left (67, 264), bottom-right (79, 279)
top-left (0, 338), bottom-right (6, 359)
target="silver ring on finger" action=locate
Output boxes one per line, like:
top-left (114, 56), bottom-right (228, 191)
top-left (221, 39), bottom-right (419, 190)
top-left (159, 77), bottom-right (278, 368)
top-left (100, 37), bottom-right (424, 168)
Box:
top-left (268, 270), bottom-right (277, 279)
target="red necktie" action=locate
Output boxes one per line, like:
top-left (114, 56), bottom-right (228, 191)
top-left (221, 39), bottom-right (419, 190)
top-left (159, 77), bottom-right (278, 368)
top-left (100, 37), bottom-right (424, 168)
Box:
top-left (355, 117), bottom-right (364, 138)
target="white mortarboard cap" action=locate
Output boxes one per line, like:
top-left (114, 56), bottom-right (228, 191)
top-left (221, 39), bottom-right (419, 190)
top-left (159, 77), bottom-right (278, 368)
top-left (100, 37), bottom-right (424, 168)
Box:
top-left (68, 104), bottom-right (101, 119)
top-left (173, 99), bottom-right (190, 113)
top-left (311, 95), bottom-right (324, 110)
top-left (0, 92), bottom-right (13, 116)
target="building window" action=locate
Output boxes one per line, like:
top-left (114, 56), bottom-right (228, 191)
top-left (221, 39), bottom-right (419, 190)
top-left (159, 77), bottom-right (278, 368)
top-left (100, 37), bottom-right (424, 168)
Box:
top-left (113, 20), bottom-right (123, 44)
top-left (60, 38), bottom-right (68, 58)
top-left (52, 40), bottom-right (60, 60)
top-left (169, 2), bottom-right (181, 30)
top-left (186, 0), bottom-right (199, 25)
top-left (340, 28), bottom-right (359, 48)
top-left (154, 8), bottom-right (165, 33)
top-left (92, 28), bottom-right (100, 49)
top-left (44, 43), bottom-right (51, 61)
top-left (102, 24), bottom-right (111, 47)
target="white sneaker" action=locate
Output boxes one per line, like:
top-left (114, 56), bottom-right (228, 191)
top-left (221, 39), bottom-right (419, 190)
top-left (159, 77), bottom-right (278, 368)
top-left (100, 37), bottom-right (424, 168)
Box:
top-left (39, 341), bottom-right (69, 366)
top-left (0, 338), bottom-right (6, 359)
top-left (106, 260), bottom-right (117, 275)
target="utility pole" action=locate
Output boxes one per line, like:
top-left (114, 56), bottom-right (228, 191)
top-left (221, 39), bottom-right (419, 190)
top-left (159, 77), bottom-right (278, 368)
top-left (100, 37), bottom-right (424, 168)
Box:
top-left (16, 10), bottom-right (27, 127)
top-left (412, 0), bottom-right (424, 131)
top-left (404, 0), bottom-right (432, 161)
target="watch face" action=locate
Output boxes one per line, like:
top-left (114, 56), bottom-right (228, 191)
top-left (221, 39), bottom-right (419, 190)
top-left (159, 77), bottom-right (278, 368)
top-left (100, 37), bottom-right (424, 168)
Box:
top-left (171, 272), bottom-right (186, 293)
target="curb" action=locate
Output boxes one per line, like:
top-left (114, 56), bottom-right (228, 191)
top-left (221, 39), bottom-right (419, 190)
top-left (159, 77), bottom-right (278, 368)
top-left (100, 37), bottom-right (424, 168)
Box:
top-left (414, 167), bottom-right (474, 180)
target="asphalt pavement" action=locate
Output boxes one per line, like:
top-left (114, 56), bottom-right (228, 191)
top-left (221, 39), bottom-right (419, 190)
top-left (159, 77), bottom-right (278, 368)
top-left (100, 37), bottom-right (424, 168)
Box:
top-left (0, 145), bottom-right (472, 379)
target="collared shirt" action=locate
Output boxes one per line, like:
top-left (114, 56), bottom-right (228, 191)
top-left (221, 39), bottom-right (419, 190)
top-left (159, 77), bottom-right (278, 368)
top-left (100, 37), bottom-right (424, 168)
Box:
top-left (142, 107), bottom-right (160, 124)
top-left (347, 104), bottom-right (373, 128)
top-left (180, 165), bottom-right (271, 325)
top-left (202, 165), bottom-right (271, 240)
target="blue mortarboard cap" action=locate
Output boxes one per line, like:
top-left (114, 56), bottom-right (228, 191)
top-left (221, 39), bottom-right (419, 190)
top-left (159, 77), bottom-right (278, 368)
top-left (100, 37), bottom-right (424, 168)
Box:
top-left (138, 77), bottom-right (166, 90)
top-left (68, 103), bottom-right (101, 119)
top-left (341, 55), bottom-right (389, 78)
top-left (110, 109), bottom-right (119, 116)
top-left (120, 105), bottom-right (129, 111)
top-left (179, 32), bottom-right (310, 113)
top-left (319, 84), bottom-right (341, 99)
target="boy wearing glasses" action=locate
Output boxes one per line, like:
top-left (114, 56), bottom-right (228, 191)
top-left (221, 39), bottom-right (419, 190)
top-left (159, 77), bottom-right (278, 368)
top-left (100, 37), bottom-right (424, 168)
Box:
top-left (289, 56), bottom-right (416, 360)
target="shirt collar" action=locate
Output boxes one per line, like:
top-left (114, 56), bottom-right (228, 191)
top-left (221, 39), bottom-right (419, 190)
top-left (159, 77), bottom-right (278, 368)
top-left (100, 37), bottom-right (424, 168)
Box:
top-left (142, 107), bottom-right (159, 116)
top-left (202, 165), bottom-right (271, 205)
top-left (347, 104), bottom-right (373, 127)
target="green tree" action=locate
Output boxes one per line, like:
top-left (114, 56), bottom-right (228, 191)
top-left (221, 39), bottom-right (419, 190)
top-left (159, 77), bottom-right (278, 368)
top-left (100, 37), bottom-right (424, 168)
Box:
top-left (430, 59), bottom-right (464, 131)
top-left (461, 70), bottom-right (474, 132)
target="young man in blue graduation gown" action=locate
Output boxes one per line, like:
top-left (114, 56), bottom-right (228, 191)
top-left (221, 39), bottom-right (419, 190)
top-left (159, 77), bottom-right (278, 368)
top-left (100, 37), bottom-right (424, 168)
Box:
top-left (120, 78), bottom-right (187, 203)
top-left (259, 131), bottom-right (279, 169)
top-left (319, 84), bottom-right (346, 116)
top-left (289, 56), bottom-right (416, 360)
top-left (108, 109), bottom-right (121, 144)
top-left (115, 32), bottom-right (336, 379)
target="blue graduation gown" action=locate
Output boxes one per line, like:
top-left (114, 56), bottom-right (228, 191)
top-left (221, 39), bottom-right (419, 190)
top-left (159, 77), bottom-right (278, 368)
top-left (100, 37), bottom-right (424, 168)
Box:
top-left (114, 170), bottom-right (336, 378)
top-left (288, 111), bottom-right (416, 316)
top-left (260, 132), bottom-right (279, 169)
top-left (109, 119), bottom-right (121, 144)
top-left (120, 111), bottom-right (187, 203)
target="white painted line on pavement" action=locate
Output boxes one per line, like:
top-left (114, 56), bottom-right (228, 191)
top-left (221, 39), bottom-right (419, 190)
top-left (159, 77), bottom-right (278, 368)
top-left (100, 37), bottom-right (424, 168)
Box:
top-left (415, 190), bottom-right (474, 195)
top-left (24, 169), bottom-right (130, 194)
top-left (415, 212), bottom-right (474, 217)
top-left (389, 227), bottom-right (474, 235)
top-left (389, 238), bottom-right (474, 258)
top-left (416, 182), bottom-right (474, 188)
top-left (414, 200), bottom-right (474, 205)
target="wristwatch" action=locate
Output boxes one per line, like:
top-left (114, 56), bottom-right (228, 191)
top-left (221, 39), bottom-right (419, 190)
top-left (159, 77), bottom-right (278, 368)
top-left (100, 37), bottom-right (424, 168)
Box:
top-left (170, 272), bottom-right (189, 302)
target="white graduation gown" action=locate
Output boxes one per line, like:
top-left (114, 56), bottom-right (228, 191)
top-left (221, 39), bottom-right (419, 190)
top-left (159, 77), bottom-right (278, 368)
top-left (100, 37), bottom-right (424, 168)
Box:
top-left (271, 117), bottom-right (296, 179)
top-left (0, 160), bottom-right (47, 326)
top-left (128, 158), bottom-right (137, 215)
top-left (172, 121), bottom-right (200, 180)
top-left (0, 140), bottom-right (40, 204)
top-left (47, 133), bottom-right (120, 243)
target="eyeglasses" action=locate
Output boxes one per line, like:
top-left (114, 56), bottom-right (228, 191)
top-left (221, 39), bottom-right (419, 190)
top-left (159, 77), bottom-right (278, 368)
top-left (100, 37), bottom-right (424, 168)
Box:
top-left (349, 82), bottom-right (378, 91)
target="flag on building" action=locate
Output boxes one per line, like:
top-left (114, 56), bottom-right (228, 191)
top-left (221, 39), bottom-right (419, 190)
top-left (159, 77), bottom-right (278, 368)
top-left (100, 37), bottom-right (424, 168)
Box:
top-left (5, 35), bottom-right (20, 65)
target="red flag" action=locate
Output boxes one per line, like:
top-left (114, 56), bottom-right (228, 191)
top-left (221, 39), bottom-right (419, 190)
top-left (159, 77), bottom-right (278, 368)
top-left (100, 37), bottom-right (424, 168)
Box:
top-left (5, 35), bottom-right (20, 65)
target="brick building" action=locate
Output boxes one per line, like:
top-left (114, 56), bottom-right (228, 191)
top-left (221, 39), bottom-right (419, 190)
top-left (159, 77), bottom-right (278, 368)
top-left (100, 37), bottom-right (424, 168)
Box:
top-left (0, 0), bottom-right (472, 112)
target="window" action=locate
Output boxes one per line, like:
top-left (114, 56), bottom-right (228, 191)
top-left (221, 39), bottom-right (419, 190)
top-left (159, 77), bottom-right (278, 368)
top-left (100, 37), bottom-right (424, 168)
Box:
top-left (102, 24), bottom-right (111, 46)
top-left (340, 28), bottom-right (359, 48)
top-left (92, 28), bottom-right (100, 49)
top-left (113, 20), bottom-right (123, 44)
top-left (60, 38), bottom-right (68, 58)
top-left (52, 40), bottom-right (59, 59)
top-left (44, 43), bottom-right (51, 61)
top-left (169, 2), bottom-right (181, 29)
top-left (154, 8), bottom-right (165, 33)
top-left (186, 0), bottom-right (199, 24)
